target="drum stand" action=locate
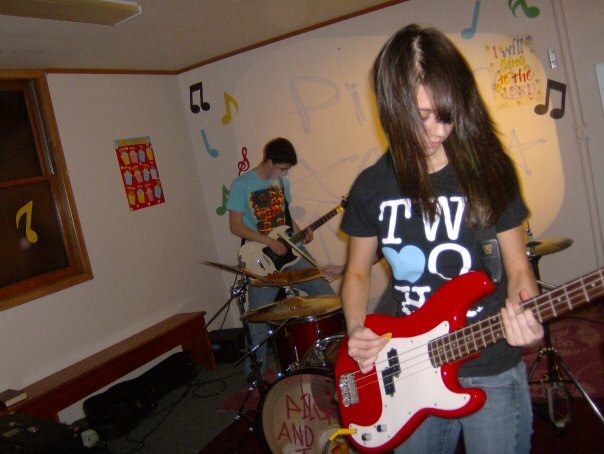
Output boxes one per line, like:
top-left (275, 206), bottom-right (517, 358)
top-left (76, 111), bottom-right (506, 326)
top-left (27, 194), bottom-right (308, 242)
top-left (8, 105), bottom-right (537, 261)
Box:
top-left (526, 245), bottom-right (604, 428)
top-left (206, 276), bottom-right (269, 449)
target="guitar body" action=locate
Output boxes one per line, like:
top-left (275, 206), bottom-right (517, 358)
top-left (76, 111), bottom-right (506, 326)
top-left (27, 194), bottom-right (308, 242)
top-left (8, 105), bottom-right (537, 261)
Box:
top-left (238, 225), bottom-right (299, 275)
top-left (238, 198), bottom-right (347, 276)
top-left (334, 271), bottom-right (496, 453)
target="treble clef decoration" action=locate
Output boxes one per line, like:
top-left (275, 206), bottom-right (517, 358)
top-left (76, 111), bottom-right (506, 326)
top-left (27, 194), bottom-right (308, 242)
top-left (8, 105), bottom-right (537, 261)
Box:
top-left (237, 146), bottom-right (250, 175)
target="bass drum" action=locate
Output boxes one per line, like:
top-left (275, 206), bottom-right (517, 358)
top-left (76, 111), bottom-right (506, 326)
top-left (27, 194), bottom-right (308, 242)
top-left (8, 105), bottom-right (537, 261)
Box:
top-left (257, 368), bottom-right (352, 454)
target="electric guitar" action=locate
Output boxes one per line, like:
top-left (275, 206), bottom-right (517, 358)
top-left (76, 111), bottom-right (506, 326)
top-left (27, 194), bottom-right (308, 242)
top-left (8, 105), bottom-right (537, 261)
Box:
top-left (238, 198), bottom-right (346, 276)
top-left (334, 268), bottom-right (604, 453)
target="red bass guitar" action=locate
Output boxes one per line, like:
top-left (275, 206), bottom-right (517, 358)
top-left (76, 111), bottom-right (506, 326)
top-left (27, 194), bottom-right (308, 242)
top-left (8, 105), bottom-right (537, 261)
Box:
top-left (334, 268), bottom-right (604, 452)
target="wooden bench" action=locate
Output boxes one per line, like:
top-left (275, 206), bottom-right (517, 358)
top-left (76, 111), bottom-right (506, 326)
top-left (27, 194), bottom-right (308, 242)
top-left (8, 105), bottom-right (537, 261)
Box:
top-left (1, 312), bottom-right (215, 421)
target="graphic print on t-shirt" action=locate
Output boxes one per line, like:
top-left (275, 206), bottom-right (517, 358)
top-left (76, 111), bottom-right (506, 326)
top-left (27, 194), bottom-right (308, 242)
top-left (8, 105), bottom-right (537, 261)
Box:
top-left (379, 195), bottom-right (479, 316)
top-left (249, 184), bottom-right (286, 234)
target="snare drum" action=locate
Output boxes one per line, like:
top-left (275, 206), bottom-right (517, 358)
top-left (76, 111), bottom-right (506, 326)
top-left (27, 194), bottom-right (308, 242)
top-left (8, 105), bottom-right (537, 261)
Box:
top-left (269, 309), bottom-right (344, 375)
top-left (257, 368), bottom-right (351, 454)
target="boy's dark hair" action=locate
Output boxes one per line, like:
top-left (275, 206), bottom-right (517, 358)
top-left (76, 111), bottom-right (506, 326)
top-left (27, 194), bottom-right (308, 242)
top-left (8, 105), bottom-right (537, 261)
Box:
top-left (263, 137), bottom-right (297, 165)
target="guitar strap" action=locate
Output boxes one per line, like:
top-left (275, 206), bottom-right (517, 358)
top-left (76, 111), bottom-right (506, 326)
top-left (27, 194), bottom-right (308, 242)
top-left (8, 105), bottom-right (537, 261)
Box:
top-left (279, 177), bottom-right (294, 230)
top-left (475, 226), bottom-right (503, 285)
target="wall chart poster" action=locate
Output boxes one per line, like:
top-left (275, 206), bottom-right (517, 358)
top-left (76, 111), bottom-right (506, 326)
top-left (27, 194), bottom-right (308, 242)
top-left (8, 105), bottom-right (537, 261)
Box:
top-left (114, 136), bottom-right (165, 211)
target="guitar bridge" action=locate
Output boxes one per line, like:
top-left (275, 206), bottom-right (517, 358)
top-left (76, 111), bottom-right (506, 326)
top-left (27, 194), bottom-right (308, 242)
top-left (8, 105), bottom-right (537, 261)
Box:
top-left (339, 372), bottom-right (358, 407)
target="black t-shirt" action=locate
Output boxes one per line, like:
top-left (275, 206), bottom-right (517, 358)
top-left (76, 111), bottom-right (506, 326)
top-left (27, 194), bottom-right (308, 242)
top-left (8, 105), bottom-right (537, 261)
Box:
top-left (341, 152), bottom-right (529, 376)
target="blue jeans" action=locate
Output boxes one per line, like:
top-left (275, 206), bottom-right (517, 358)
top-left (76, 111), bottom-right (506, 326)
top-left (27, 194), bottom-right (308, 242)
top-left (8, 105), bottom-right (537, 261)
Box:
top-left (394, 361), bottom-right (533, 454)
top-left (244, 257), bottom-right (334, 375)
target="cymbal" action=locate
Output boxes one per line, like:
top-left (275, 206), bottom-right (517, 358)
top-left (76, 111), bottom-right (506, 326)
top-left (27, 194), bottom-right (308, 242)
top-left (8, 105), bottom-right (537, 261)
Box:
top-left (199, 260), bottom-right (272, 283)
top-left (250, 268), bottom-right (324, 287)
top-left (242, 295), bottom-right (341, 322)
top-left (526, 237), bottom-right (573, 257)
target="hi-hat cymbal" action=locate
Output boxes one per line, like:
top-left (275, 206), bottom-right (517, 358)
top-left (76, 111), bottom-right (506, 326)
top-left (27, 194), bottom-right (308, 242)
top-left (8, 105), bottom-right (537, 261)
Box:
top-left (242, 295), bottom-right (341, 322)
top-left (250, 268), bottom-right (324, 287)
top-left (200, 260), bottom-right (272, 283)
top-left (526, 237), bottom-right (573, 257)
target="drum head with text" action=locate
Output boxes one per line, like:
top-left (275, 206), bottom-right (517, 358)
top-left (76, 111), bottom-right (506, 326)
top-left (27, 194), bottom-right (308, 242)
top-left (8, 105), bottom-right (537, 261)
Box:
top-left (258, 369), bottom-right (351, 453)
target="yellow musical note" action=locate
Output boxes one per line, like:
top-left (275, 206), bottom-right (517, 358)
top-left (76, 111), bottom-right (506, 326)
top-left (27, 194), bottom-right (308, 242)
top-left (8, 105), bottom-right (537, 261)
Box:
top-left (221, 92), bottom-right (239, 125)
top-left (16, 201), bottom-right (39, 243)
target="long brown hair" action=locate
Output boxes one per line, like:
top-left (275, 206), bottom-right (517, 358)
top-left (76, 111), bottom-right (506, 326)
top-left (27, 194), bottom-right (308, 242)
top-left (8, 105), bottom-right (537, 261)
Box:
top-left (372, 24), bottom-right (518, 228)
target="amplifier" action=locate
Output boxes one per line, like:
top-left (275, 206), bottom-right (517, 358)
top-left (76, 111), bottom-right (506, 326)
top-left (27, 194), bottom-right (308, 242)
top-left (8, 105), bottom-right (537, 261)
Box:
top-left (209, 328), bottom-right (245, 363)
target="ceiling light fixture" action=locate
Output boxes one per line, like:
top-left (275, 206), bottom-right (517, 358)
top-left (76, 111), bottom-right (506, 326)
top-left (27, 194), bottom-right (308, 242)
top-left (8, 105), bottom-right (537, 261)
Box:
top-left (0, 0), bottom-right (142, 26)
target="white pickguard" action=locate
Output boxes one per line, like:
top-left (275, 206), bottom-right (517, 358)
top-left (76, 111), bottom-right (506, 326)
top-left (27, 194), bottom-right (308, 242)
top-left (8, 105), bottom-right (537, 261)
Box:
top-left (238, 225), bottom-right (300, 275)
top-left (351, 321), bottom-right (471, 449)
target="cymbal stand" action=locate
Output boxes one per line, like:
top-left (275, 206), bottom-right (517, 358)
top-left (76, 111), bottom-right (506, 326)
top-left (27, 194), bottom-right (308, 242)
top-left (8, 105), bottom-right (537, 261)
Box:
top-left (219, 276), bottom-right (267, 450)
top-left (205, 276), bottom-right (249, 329)
top-left (526, 228), bottom-right (604, 428)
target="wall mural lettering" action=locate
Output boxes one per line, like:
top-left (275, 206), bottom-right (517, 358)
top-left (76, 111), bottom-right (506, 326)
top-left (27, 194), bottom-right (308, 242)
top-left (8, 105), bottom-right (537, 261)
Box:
top-left (487, 35), bottom-right (542, 108)
top-left (506, 128), bottom-right (548, 176)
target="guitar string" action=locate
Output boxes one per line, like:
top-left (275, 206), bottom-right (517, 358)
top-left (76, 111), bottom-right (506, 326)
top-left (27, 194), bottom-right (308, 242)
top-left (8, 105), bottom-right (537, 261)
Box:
top-left (351, 278), bottom-right (603, 393)
top-left (345, 272), bottom-right (604, 395)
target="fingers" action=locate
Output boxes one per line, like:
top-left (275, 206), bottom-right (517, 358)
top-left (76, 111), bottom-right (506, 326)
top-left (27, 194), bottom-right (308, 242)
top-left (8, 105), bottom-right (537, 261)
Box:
top-left (501, 297), bottom-right (544, 347)
top-left (347, 326), bottom-right (390, 374)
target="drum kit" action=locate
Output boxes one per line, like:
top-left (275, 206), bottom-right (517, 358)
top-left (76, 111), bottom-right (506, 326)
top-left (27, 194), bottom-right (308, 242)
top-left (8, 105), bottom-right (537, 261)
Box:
top-left (200, 260), bottom-right (348, 454)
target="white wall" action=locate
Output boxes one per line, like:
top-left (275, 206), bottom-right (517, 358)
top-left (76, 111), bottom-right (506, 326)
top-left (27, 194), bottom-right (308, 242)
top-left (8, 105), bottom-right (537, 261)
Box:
top-left (0, 74), bottom-right (225, 420)
top-left (0, 0), bottom-right (602, 424)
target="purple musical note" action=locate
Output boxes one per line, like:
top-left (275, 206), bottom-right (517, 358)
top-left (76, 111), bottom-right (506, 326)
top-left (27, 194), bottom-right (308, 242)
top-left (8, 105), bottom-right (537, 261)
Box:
top-left (534, 79), bottom-right (566, 119)
top-left (189, 82), bottom-right (210, 113)
top-left (461, 0), bottom-right (481, 40)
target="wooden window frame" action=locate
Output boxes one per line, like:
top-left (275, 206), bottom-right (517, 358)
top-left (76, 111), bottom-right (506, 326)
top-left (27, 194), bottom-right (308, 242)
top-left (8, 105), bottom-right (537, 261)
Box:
top-left (0, 71), bottom-right (92, 311)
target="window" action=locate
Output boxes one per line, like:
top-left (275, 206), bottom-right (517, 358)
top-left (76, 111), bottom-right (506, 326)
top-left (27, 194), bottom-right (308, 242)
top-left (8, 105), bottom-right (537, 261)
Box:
top-left (0, 73), bottom-right (92, 311)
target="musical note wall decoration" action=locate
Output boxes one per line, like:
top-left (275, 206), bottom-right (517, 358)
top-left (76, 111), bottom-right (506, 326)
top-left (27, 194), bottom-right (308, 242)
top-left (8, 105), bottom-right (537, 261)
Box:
top-left (508, 0), bottom-right (540, 18)
top-left (534, 79), bottom-right (566, 119)
top-left (216, 185), bottom-right (229, 215)
top-left (461, 0), bottom-right (481, 39)
top-left (200, 129), bottom-right (220, 158)
top-left (16, 201), bottom-right (39, 243)
top-left (221, 92), bottom-right (239, 124)
top-left (189, 82), bottom-right (211, 113)
top-left (237, 146), bottom-right (250, 175)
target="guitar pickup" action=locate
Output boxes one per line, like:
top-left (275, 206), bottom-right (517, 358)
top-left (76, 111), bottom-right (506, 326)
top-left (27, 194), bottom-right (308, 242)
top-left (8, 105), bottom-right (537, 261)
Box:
top-left (339, 372), bottom-right (358, 407)
top-left (381, 348), bottom-right (401, 397)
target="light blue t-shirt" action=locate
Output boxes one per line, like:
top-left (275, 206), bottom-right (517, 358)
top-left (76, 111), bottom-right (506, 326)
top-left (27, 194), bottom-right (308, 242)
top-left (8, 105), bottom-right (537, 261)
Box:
top-left (226, 170), bottom-right (293, 234)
